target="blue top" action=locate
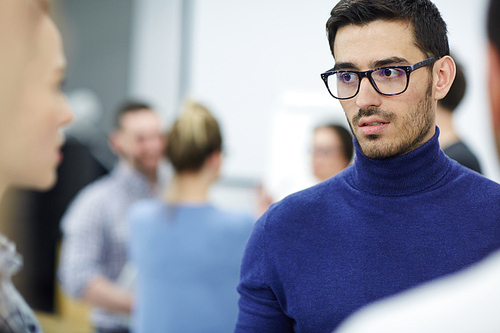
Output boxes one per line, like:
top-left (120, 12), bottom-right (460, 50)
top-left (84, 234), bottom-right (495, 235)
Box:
top-left (128, 200), bottom-right (254, 333)
top-left (236, 128), bottom-right (500, 333)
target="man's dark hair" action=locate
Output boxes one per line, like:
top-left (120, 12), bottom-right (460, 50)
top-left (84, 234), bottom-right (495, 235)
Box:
top-left (326, 0), bottom-right (449, 60)
top-left (316, 124), bottom-right (354, 162)
top-left (488, 0), bottom-right (500, 52)
top-left (438, 60), bottom-right (466, 112)
top-left (114, 100), bottom-right (153, 129)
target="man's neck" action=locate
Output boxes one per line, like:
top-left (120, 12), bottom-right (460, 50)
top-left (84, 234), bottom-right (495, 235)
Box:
top-left (141, 168), bottom-right (157, 184)
top-left (352, 128), bottom-right (450, 196)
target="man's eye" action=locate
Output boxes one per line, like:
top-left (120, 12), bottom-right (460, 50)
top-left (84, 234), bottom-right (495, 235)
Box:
top-left (338, 72), bottom-right (356, 84)
top-left (378, 68), bottom-right (404, 78)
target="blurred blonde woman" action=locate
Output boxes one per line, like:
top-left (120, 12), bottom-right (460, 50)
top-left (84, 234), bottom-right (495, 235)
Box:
top-left (0, 1), bottom-right (73, 331)
top-left (128, 101), bottom-right (254, 332)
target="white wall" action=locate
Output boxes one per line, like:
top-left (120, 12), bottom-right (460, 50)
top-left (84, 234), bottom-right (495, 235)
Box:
top-left (189, 0), bottom-right (341, 182)
top-left (130, 0), bottom-right (500, 183)
top-left (129, 0), bottom-right (184, 127)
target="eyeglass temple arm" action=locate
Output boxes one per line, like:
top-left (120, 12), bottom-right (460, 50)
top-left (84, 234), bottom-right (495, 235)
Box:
top-left (410, 57), bottom-right (438, 71)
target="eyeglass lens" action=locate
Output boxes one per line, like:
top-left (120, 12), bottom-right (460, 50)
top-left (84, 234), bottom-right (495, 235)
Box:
top-left (327, 67), bottom-right (408, 99)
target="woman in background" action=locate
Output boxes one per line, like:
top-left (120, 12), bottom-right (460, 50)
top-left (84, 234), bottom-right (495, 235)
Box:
top-left (0, 1), bottom-right (73, 331)
top-left (311, 124), bottom-right (353, 183)
top-left (257, 123), bottom-right (353, 216)
top-left (128, 101), bottom-right (254, 332)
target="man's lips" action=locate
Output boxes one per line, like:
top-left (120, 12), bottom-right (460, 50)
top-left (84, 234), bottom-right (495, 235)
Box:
top-left (358, 117), bottom-right (390, 135)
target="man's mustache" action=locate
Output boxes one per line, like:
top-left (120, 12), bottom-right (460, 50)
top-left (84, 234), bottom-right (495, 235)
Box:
top-left (352, 108), bottom-right (396, 125)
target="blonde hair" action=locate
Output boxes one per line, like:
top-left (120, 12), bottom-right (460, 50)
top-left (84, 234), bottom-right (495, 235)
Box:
top-left (166, 100), bottom-right (222, 172)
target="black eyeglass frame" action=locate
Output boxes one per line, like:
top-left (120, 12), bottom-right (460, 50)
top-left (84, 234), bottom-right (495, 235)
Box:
top-left (320, 57), bottom-right (438, 100)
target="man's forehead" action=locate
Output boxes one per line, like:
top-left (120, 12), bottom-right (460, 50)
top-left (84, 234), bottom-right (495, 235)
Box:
top-left (332, 20), bottom-right (419, 67)
top-left (120, 110), bottom-right (161, 129)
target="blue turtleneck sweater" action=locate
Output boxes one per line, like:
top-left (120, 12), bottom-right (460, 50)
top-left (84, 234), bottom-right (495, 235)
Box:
top-left (236, 129), bottom-right (500, 333)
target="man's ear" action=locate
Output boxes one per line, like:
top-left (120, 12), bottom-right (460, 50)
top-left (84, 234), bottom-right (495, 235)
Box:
top-left (161, 132), bottom-right (168, 152)
top-left (433, 55), bottom-right (456, 101)
top-left (108, 130), bottom-right (122, 155)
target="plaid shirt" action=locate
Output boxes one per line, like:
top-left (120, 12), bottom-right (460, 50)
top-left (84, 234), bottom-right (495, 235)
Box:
top-left (0, 235), bottom-right (43, 333)
top-left (58, 161), bottom-right (167, 330)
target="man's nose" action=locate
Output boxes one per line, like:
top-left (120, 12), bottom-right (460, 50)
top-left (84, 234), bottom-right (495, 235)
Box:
top-left (355, 77), bottom-right (382, 110)
top-left (144, 137), bottom-right (163, 152)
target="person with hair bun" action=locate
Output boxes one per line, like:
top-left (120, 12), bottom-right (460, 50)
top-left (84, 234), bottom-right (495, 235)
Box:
top-left (127, 100), bottom-right (254, 332)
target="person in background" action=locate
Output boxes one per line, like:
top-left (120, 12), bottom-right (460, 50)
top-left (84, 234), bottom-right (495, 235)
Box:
top-left (128, 100), bottom-right (254, 332)
top-left (0, 0), bottom-right (73, 331)
top-left (436, 60), bottom-right (482, 173)
top-left (235, 0), bottom-right (500, 331)
top-left (58, 101), bottom-right (167, 333)
top-left (257, 123), bottom-right (353, 216)
top-left (312, 124), bottom-right (353, 182)
top-left (331, 0), bottom-right (500, 332)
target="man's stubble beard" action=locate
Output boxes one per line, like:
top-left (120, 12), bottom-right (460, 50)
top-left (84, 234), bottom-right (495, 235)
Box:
top-left (347, 82), bottom-right (434, 159)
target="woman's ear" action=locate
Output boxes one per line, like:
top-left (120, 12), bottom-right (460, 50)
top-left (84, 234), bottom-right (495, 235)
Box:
top-left (434, 55), bottom-right (456, 101)
top-left (207, 150), bottom-right (222, 170)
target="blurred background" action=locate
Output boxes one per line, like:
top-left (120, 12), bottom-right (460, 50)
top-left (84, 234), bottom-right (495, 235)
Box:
top-left (0, 0), bottom-right (497, 321)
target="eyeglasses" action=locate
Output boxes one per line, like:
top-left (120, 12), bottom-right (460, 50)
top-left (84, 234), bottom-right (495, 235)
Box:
top-left (320, 57), bottom-right (438, 100)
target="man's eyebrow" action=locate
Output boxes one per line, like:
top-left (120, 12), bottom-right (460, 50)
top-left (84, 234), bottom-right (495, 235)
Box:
top-left (372, 57), bottom-right (409, 68)
top-left (332, 62), bottom-right (358, 71)
top-left (332, 57), bottom-right (409, 71)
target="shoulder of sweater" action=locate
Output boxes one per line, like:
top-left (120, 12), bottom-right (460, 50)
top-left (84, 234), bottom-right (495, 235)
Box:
top-left (261, 172), bottom-right (349, 226)
top-left (447, 161), bottom-right (500, 190)
top-left (279, 170), bottom-right (349, 205)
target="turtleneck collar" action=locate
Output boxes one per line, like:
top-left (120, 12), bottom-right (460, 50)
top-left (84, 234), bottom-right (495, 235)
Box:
top-left (349, 127), bottom-right (452, 196)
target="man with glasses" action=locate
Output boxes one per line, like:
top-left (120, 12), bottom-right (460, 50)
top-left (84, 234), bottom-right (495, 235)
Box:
top-left (235, 0), bottom-right (500, 332)
top-left (332, 0), bottom-right (500, 331)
